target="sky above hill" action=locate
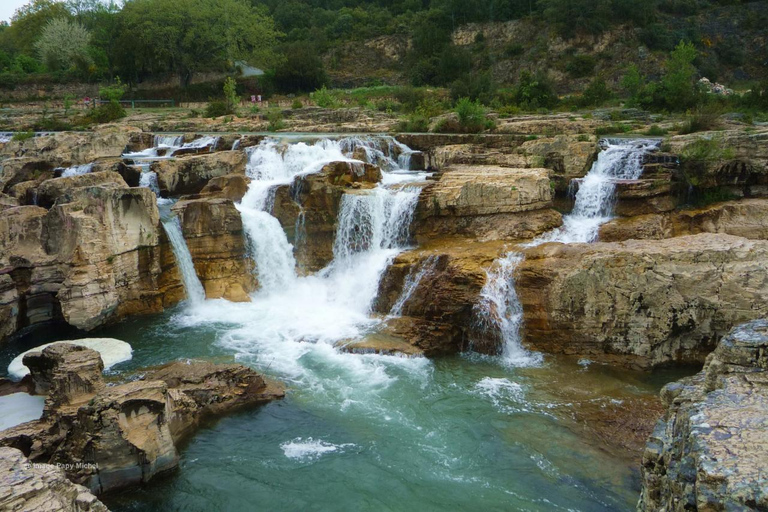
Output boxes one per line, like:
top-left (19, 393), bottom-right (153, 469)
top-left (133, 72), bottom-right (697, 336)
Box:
top-left (2, 0), bottom-right (29, 23)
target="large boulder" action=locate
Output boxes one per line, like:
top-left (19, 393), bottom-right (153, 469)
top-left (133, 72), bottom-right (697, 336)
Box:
top-left (639, 319), bottom-right (768, 511)
top-left (413, 165), bottom-right (562, 241)
top-left (0, 447), bottom-right (108, 512)
top-left (151, 150), bottom-right (247, 196)
top-left (36, 171), bottom-right (128, 209)
top-left (517, 234), bottom-right (768, 368)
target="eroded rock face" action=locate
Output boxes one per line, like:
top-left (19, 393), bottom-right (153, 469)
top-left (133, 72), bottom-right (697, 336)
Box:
top-left (151, 150), bottom-right (247, 196)
top-left (0, 345), bottom-right (284, 495)
top-left (517, 234), bottom-right (768, 368)
top-left (0, 447), bottom-right (109, 512)
top-left (414, 166), bottom-right (562, 241)
top-left (272, 160), bottom-right (382, 272)
top-left (173, 196), bottom-right (256, 301)
top-left (599, 199), bottom-right (768, 242)
top-left (639, 319), bottom-right (768, 511)
top-left (0, 183), bottom-right (183, 344)
top-left (375, 241), bottom-right (506, 355)
top-left (36, 171), bottom-right (128, 209)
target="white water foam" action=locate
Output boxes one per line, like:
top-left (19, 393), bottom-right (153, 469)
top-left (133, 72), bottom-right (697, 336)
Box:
top-left (8, 338), bottom-right (133, 380)
top-left (60, 163), bottom-right (94, 178)
top-left (281, 437), bottom-right (355, 461)
top-left (474, 377), bottom-right (525, 413)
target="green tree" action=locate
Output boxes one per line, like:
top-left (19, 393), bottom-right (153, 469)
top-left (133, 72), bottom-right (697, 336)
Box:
top-left (7, 0), bottom-right (71, 56)
top-left (34, 18), bottom-right (91, 72)
top-left (660, 40), bottom-right (699, 110)
top-left (118, 0), bottom-right (280, 87)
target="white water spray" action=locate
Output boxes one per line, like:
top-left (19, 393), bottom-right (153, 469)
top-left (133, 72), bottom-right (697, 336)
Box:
top-left (389, 255), bottom-right (439, 317)
top-left (60, 163), bottom-right (94, 178)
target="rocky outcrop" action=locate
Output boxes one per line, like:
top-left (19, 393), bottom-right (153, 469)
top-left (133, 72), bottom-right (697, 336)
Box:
top-left (0, 345), bottom-right (283, 495)
top-left (639, 319), bottom-right (768, 511)
top-left (0, 182), bottom-right (183, 345)
top-left (517, 234), bottom-right (768, 368)
top-left (375, 241), bottom-right (507, 355)
top-left (413, 166), bottom-right (562, 241)
top-left (151, 150), bottom-right (247, 196)
top-left (272, 160), bottom-right (382, 272)
top-left (35, 171), bottom-right (128, 209)
top-left (599, 199), bottom-right (768, 242)
top-left (173, 195), bottom-right (255, 301)
top-left (0, 126), bottom-right (140, 167)
top-left (0, 447), bottom-right (109, 512)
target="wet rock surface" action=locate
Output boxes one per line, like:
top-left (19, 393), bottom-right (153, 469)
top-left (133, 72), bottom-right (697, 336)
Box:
top-left (0, 344), bottom-right (284, 495)
top-left (639, 319), bottom-right (768, 511)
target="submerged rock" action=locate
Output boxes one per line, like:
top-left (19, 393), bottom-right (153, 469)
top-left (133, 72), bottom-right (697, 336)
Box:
top-left (638, 319), bottom-right (768, 511)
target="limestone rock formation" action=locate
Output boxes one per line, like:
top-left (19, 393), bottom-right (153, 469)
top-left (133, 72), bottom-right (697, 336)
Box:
top-left (413, 165), bottom-right (562, 241)
top-left (272, 160), bottom-right (383, 272)
top-left (151, 150), bottom-right (247, 196)
top-left (639, 319), bottom-right (768, 511)
top-left (36, 171), bottom-right (128, 209)
top-left (173, 195), bottom-right (256, 301)
top-left (517, 233), bottom-right (768, 367)
top-left (0, 447), bottom-right (109, 512)
top-left (0, 345), bottom-right (284, 494)
top-left (599, 199), bottom-right (768, 242)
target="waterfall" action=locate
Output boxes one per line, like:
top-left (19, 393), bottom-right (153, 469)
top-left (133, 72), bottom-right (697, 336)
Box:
top-left (232, 139), bottom-right (241, 150)
top-left (158, 200), bottom-right (206, 305)
top-left (473, 253), bottom-right (541, 366)
top-left (154, 134), bottom-right (184, 148)
top-left (332, 187), bottom-right (420, 264)
top-left (532, 138), bottom-right (660, 245)
top-left (475, 138), bottom-right (659, 364)
top-left (389, 255), bottom-right (439, 317)
top-left (139, 171), bottom-right (161, 195)
top-left (124, 134), bottom-right (218, 160)
top-left (0, 132), bottom-right (13, 143)
top-left (60, 163), bottom-right (94, 178)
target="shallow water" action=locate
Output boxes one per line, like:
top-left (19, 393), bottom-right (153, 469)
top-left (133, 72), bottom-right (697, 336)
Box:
top-left (0, 308), bottom-right (696, 512)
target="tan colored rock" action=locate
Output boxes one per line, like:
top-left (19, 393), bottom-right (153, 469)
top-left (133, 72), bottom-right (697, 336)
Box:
top-left (152, 150), bottom-right (247, 196)
top-left (22, 344), bottom-right (105, 410)
top-left (173, 197), bottom-right (255, 301)
top-left (599, 198), bottom-right (768, 242)
top-left (0, 157), bottom-right (58, 193)
top-left (639, 319), bottom-right (768, 511)
top-left (413, 166), bottom-right (562, 241)
top-left (0, 447), bottom-right (109, 512)
top-left (199, 173), bottom-right (250, 202)
top-left (0, 126), bottom-right (140, 165)
top-left (0, 192), bottom-right (19, 211)
top-left (517, 234), bottom-right (768, 367)
top-left (36, 171), bottom-right (128, 209)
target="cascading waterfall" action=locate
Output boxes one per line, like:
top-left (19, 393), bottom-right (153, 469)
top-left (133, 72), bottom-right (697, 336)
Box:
top-left (389, 255), bottom-right (439, 317)
top-left (158, 200), bottom-right (206, 305)
top-left (60, 163), bottom-right (94, 178)
top-left (531, 138), bottom-right (660, 245)
top-left (475, 138), bottom-right (659, 363)
top-left (124, 134), bottom-right (219, 160)
top-left (0, 132), bottom-right (13, 143)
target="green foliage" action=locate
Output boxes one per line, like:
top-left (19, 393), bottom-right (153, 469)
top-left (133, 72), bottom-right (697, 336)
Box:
top-left (85, 100), bottom-right (126, 124)
top-left (644, 125), bottom-right (668, 136)
top-left (291, 99), bottom-right (304, 109)
top-left (273, 42), bottom-right (327, 93)
top-left (312, 86), bottom-right (339, 108)
top-left (205, 100), bottom-right (231, 118)
top-left (595, 123), bottom-right (633, 136)
top-left (680, 138), bottom-right (734, 164)
top-left (267, 110), bottom-right (286, 131)
top-left (12, 131), bottom-right (35, 141)
top-left (659, 41), bottom-right (700, 110)
top-left (454, 97), bottom-right (494, 133)
top-left (679, 105), bottom-right (721, 134)
top-left (32, 115), bottom-right (73, 131)
top-left (510, 71), bottom-right (559, 110)
top-left (224, 77), bottom-right (239, 112)
top-left (99, 77), bottom-right (126, 101)
top-left (577, 76), bottom-right (611, 107)
top-left (565, 54), bottom-right (597, 78)
top-left (34, 18), bottom-right (91, 73)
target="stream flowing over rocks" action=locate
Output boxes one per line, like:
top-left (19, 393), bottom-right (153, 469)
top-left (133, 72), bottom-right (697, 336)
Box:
top-left (1, 124), bottom-right (768, 511)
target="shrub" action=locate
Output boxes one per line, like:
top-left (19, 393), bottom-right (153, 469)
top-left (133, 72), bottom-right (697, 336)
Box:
top-left (205, 100), bottom-right (231, 118)
top-left (267, 110), bottom-right (286, 131)
top-left (565, 54), bottom-right (597, 78)
top-left (595, 124), bottom-right (633, 136)
top-left (313, 86), bottom-right (339, 108)
top-left (511, 71), bottom-right (558, 110)
top-left (395, 115), bottom-right (430, 133)
top-left (224, 77), bottom-right (239, 112)
top-left (679, 105), bottom-right (721, 134)
top-left (577, 77), bottom-right (611, 107)
top-left (12, 131), bottom-right (35, 142)
top-left (85, 101), bottom-right (126, 124)
top-left (455, 97), bottom-right (494, 133)
top-left (644, 125), bottom-right (668, 136)
top-left (291, 99), bottom-right (304, 109)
